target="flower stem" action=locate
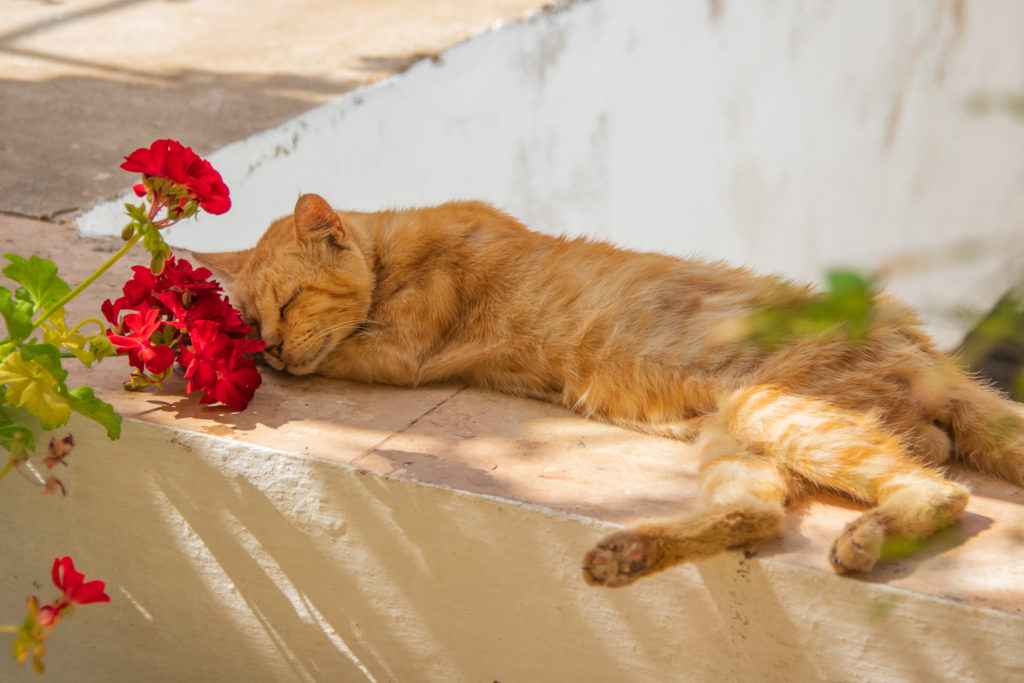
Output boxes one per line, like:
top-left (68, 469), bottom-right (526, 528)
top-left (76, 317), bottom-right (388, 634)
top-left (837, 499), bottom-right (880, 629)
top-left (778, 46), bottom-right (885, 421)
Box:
top-left (0, 459), bottom-right (12, 482)
top-left (69, 318), bottom-right (107, 336)
top-left (31, 233), bottom-right (141, 331)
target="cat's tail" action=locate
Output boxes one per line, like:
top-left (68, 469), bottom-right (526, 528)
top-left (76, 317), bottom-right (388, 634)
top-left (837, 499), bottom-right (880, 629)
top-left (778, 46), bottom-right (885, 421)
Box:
top-left (944, 375), bottom-right (1024, 487)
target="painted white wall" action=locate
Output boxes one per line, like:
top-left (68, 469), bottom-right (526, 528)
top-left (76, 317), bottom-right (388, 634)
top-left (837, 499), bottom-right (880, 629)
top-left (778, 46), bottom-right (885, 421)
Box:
top-left (80, 0), bottom-right (1024, 349)
top-left (2, 415), bottom-right (1023, 682)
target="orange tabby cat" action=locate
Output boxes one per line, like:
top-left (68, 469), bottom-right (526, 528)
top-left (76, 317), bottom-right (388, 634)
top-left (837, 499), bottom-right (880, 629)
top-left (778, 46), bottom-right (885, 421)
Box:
top-left (197, 193), bottom-right (1024, 588)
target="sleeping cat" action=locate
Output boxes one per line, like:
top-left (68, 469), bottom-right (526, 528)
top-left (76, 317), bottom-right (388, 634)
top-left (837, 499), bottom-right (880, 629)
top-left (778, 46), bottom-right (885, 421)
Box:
top-left (196, 193), bottom-right (1024, 588)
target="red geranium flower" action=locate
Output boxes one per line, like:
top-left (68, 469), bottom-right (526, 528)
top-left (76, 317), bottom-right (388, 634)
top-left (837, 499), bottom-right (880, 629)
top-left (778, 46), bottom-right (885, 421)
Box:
top-left (51, 557), bottom-right (110, 606)
top-left (106, 306), bottom-right (176, 374)
top-left (102, 265), bottom-right (160, 327)
top-left (181, 292), bottom-right (249, 335)
top-left (179, 321), bottom-right (264, 411)
top-left (121, 139), bottom-right (231, 215)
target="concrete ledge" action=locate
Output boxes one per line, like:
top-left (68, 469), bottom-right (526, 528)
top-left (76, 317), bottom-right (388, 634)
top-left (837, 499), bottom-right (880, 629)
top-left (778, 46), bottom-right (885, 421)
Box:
top-left (2, 216), bottom-right (1023, 681)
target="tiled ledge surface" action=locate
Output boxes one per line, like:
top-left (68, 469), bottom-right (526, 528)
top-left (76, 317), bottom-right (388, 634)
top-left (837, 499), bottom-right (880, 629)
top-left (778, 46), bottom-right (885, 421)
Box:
top-left (2, 215), bottom-right (1024, 680)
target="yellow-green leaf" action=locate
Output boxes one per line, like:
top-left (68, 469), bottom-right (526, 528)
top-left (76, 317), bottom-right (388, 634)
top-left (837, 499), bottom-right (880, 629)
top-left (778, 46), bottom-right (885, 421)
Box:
top-left (0, 350), bottom-right (70, 429)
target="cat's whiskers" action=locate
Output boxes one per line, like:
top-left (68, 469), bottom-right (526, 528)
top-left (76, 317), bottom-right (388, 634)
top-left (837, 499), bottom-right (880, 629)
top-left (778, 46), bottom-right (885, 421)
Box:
top-left (309, 319), bottom-right (375, 344)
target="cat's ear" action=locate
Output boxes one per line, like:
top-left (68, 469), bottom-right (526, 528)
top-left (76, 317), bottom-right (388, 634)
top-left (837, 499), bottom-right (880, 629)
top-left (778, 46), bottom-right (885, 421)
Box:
top-left (294, 193), bottom-right (347, 244)
top-left (189, 249), bottom-right (252, 284)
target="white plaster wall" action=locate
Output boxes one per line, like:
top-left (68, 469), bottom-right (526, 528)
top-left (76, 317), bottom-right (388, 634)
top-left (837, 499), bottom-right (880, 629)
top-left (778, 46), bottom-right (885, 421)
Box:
top-left (79, 0), bottom-right (1024, 348)
top-left (2, 415), bottom-right (1023, 682)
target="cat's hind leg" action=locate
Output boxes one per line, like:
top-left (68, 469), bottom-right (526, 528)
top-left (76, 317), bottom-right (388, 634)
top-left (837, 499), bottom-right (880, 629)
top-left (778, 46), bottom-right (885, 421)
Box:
top-left (828, 465), bottom-right (968, 573)
top-left (722, 385), bottom-right (970, 573)
top-left (943, 375), bottom-right (1024, 486)
top-left (582, 424), bottom-right (789, 587)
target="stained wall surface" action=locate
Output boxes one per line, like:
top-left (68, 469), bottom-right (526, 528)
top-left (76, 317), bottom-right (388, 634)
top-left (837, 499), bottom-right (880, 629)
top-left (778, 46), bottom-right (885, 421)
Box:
top-left (80, 0), bottom-right (1024, 348)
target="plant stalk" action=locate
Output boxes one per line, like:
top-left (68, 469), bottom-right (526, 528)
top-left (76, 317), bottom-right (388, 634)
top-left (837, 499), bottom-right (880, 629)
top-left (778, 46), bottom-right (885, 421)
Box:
top-left (31, 233), bottom-right (141, 331)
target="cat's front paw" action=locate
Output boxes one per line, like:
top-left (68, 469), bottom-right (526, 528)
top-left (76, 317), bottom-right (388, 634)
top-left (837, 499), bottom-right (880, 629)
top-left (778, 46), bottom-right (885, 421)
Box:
top-left (582, 531), bottom-right (654, 588)
top-left (829, 515), bottom-right (885, 573)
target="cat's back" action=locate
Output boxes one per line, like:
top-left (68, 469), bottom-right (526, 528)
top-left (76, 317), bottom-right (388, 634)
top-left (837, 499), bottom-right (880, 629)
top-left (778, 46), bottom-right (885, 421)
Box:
top-left (370, 200), bottom-right (806, 338)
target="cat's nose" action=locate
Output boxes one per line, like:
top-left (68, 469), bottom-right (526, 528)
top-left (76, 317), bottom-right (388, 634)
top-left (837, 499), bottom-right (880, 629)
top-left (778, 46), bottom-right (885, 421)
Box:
top-left (264, 343), bottom-right (283, 360)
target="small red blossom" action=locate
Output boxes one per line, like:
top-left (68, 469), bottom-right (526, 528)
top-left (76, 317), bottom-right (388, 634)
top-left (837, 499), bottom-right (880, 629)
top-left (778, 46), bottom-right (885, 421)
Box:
top-left (35, 604), bottom-right (59, 628)
top-left (106, 307), bottom-right (176, 374)
top-left (121, 139), bottom-right (231, 215)
top-left (179, 321), bottom-right (264, 410)
top-left (14, 558), bottom-right (111, 673)
top-left (52, 557), bottom-right (110, 607)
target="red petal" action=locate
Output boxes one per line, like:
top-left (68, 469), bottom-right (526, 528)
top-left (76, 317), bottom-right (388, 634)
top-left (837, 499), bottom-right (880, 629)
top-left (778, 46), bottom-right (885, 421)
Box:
top-left (55, 557), bottom-right (85, 597)
top-left (50, 557), bottom-right (62, 590)
top-left (146, 344), bottom-right (177, 374)
top-left (120, 148), bottom-right (157, 175)
top-left (200, 190), bottom-right (231, 215)
top-left (71, 580), bottom-right (110, 605)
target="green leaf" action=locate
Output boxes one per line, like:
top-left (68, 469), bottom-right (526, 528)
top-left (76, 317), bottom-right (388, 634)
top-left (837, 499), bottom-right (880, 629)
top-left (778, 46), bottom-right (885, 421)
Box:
top-left (20, 342), bottom-right (68, 385)
top-left (2, 253), bottom-right (72, 313)
top-left (738, 269), bottom-right (877, 348)
top-left (0, 286), bottom-right (34, 342)
top-left (68, 385), bottom-right (121, 439)
top-left (0, 403), bottom-right (35, 453)
top-left (0, 422), bottom-right (35, 455)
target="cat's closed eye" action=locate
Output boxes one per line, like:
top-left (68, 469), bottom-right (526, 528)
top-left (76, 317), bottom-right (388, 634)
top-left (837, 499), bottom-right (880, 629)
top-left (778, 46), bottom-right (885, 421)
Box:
top-left (279, 289), bottom-right (301, 319)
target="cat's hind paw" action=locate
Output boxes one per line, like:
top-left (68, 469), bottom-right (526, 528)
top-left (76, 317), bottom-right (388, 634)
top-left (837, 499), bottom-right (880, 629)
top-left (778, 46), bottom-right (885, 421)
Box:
top-left (582, 531), bottom-right (654, 588)
top-left (829, 515), bottom-right (885, 573)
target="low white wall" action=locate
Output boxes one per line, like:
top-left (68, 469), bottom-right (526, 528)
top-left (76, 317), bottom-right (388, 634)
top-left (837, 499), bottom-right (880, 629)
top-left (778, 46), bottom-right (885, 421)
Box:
top-left (2, 415), bottom-right (1023, 682)
top-left (80, 0), bottom-right (1024, 347)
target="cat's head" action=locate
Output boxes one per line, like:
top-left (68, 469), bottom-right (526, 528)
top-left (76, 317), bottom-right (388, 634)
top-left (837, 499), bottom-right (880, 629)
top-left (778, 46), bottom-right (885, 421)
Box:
top-left (194, 193), bottom-right (374, 375)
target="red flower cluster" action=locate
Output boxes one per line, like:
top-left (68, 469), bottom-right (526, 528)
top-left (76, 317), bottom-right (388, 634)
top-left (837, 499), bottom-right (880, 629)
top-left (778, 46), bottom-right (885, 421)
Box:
top-left (36, 557), bottom-right (110, 627)
top-left (103, 256), bottom-right (265, 410)
top-left (121, 139), bottom-right (231, 215)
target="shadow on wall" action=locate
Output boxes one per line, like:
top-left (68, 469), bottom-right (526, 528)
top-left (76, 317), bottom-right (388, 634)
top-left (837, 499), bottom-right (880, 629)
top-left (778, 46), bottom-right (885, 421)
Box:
top-left (7, 423), bottom-right (691, 681)
top-left (152, 453), bottom-right (658, 681)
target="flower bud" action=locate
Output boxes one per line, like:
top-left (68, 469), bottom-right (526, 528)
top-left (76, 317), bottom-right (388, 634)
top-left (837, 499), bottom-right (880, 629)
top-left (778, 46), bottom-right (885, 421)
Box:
top-left (124, 373), bottom-right (152, 391)
top-left (121, 223), bottom-right (134, 241)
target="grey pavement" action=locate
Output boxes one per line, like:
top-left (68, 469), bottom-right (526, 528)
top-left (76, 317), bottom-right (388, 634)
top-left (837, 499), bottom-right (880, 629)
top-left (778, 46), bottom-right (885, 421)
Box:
top-left (0, 0), bottom-right (549, 219)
